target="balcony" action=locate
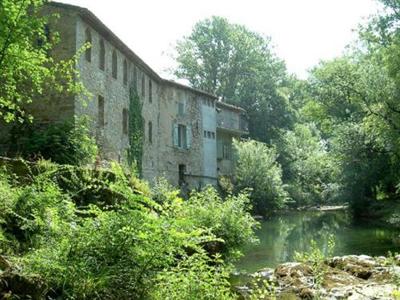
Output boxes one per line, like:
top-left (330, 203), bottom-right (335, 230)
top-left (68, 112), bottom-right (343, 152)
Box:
top-left (216, 102), bottom-right (248, 134)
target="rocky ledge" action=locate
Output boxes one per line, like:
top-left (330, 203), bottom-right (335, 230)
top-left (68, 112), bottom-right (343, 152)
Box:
top-left (236, 255), bottom-right (400, 299)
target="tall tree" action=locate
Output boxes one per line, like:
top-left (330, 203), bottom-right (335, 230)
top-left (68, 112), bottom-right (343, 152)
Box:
top-left (174, 16), bottom-right (294, 143)
top-left (0, 0), bottom-right (84, 123)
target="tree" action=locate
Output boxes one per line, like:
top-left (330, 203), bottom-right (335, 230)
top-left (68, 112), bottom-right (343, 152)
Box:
top-left (277, 123), bottom-right (338, 207)
top-left (302, 41), bottom-right (400, 214)
top-left (174, 16), bottom-right (294, 143)
top-left (0, 0), bottom-right (84, 123)
top-left (233, 139), bottom-right (288, 214)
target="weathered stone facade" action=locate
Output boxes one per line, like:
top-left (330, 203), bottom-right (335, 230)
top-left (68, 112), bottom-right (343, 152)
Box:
top-left (32, 2), bottom-right (248, 189)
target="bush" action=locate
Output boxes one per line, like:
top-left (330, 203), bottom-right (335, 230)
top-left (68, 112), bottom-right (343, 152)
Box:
top-left (277, 124), bottom-right (338, 207)
top-left (0, 161), bottom-right (258, 299)
top-left (7, 117), bottom-right (98, 165)
top-left (150, 252), bottom-right (235, 300)
top-left (233, 139), bottom-right (288, 214)
top-left (180, 187), bottom-right (259, 261)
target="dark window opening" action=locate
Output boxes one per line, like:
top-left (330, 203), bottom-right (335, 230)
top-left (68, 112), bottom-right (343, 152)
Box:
top-left (149, 80), bottom-right (152, 103)
top-left (178, 124), bottom-right (187, 148)
top-left (85, 28), bottom-right (92, 62)
top-left (37, 24), bottom-right (50, 48)
top-left (141, 74), bottom-right (145, 98)
top-left (148, 121), bottom-right (153, 144)
top-left (133, 66), bottom-right (137, 89)
top-left (179, 164), bottom-right (186, 186)
top-left (122, 108), bottom-right (128, 134)
top-left (112, 50), bottom-right (118, 79)
top-left (98, 95), bottom-right (105, 127)
top-left (99, 39), bottom-right (105, 70)
top-left (123, 59), bottom-right (128, 85)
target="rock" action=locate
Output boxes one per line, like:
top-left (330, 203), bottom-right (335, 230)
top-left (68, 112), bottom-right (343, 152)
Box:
top-left (235, 285), bottom-right (251, 298)
top-left (242, 255), bottom-right (400, 300)
top-left (0, 271), bottom-right (47, 299)
top-left (0, 256), bottom-right (11, 271)
top-left (253, 267), bottom-right (274, 280)
top-left (299, 287), bottom-right (313, 299)
top-left (275, 262), bottom-right (312, 278)
top-left (328, 255), bottom-right (377, 280)
top-left (253, 215), bottom-right (264, 221)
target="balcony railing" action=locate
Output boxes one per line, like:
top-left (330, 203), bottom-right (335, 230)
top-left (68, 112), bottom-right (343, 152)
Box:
top-left (217, 112), bottom-right (248, 133)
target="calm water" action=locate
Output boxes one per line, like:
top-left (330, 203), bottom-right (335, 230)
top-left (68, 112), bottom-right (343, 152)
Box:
top-left (235, 210), bottom-right (400, 273)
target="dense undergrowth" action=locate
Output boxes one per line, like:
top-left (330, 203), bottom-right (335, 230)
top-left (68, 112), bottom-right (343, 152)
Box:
top-left (0, 159), bottom-right (258, 299)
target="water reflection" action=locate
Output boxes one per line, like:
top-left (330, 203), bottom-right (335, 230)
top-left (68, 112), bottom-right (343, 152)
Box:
top-left (236, 210), bottom-right (400, 273)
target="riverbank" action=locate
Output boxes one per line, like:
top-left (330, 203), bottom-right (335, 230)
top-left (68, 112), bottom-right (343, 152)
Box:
top-left (235, 254), bottom-right (400, 299)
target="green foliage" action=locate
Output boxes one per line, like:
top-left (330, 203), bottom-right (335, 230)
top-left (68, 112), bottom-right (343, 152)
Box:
top-left (277, 124), bottom-right (339, 207)
top-left (127, 87), bottom-right (144, 174)
top-left (180, 187), bottom-right (259, 261)
top-left (0, 0), bottom-right (86, 123)
top-left (248, 274), bottom-right (277, 300)
top-left (294, 235), bottom-right (335, 288)
top-left (0, 161), bottom-right (258, 299)
top-left (233, 139), bottom-right (288, 214)
top-left (6, 117), bottom-right (98, 165)
top-left (173, 16), bottom-right (294, 143)
top-left (150, 252), bottom-right (235, 300)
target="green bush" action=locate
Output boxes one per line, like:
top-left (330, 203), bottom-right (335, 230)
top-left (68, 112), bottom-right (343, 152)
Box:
top-left (150, 252), bottom-right (235, 300)
top-left (7, 117), bottom-right (98, 165)
top-left (233, 139), bottom-right (288, 215)
top-left (0, 162), bottom-right (258, 299)
top-left (180, 187), bottom-right (259, 261)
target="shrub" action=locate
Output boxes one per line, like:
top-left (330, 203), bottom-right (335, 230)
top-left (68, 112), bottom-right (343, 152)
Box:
top-left (233, 139), bottom-right (288, 214)
top-left (150, 252), bottom-right (235, 300)
top-left (178, 187), bottom-right (259, 261)
top-left (0, 161), bottom-right (257, 299)
top-left (7, 116), bottom-right (97, 165)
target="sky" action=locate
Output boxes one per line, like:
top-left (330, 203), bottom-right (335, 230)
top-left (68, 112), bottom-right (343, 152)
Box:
top-left (60, 0), bottom-right (383, 79)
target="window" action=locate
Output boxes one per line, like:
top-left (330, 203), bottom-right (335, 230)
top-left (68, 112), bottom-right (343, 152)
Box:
top-left (149, 80), bottom-right (152, 103)
top-left (223, 144), bottom-right (232, 160)
top-left (141, 74), bottom-right (145, 98)
top-left (211, 132), bottom-right (215, 139)
top-left (123, 59), bottom-right (127, 85)
top-left (207, 131), bottom-right (211, 139)
top-left (178, 102), bottom-right (185, 116)
top-left (98, 95), bottom-right (105, 127)
top-left (179, 164), bottom-right (186, 185)
top-left (85, 28), bottom-right (92, 62)
top-left (173, 124), bottom-right (191, 149)
top-left (112, 50), bottom-right (118, 79)
top-left (133, 66), bottom-right (137, 89)
top-left (122, 108), bottom-right (128, 134)
top-left (204, 130), bottom-right (207, 138)
top-left (99, 39), bottom-right (105, 70)
top-left (148, 121), bottom-right (153, 143)
top-left (37, 24), bottom-right (50, 48)
top-left (178, 124), bottom-right (187, 148)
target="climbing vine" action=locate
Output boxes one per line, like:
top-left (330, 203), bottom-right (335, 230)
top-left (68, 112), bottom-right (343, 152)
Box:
top-left (127, 86), bottom-right (144, 174)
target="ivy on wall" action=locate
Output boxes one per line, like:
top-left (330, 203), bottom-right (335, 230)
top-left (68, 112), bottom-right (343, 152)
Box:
top-left (127, 86), bottom-right (144, 175)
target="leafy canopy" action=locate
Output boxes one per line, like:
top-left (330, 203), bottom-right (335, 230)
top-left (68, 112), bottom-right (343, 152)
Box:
top-left (0, 0), bottom-right (85, 123)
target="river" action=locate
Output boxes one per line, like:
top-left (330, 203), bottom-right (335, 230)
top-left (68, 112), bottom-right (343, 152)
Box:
top-left (235, 209), bottom-right (400, 273)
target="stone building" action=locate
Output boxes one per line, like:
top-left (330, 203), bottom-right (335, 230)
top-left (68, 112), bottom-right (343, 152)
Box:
top-left (31, 2), bottom-right (248, 189)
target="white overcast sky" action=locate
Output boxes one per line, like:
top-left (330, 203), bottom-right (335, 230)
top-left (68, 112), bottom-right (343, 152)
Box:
top-left (59, 0), bottom-right (382, 79)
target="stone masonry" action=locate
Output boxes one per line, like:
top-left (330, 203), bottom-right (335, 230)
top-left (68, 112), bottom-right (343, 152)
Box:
top-left (31, 2), bottom-right (248, 189)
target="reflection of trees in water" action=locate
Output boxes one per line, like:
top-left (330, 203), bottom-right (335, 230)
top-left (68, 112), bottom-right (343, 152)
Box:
top-left (238, 210), bottom-right (397, 272)
top-left (275, 211), bottom-right (350, 262)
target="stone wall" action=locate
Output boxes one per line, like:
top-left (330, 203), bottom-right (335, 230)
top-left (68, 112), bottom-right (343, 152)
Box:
top-left (74, 15), bottom-right (161, 180)
top-left (24, 2), bottom-right (247, 190)
top-left (157, 83), bottom-right (206, 189)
